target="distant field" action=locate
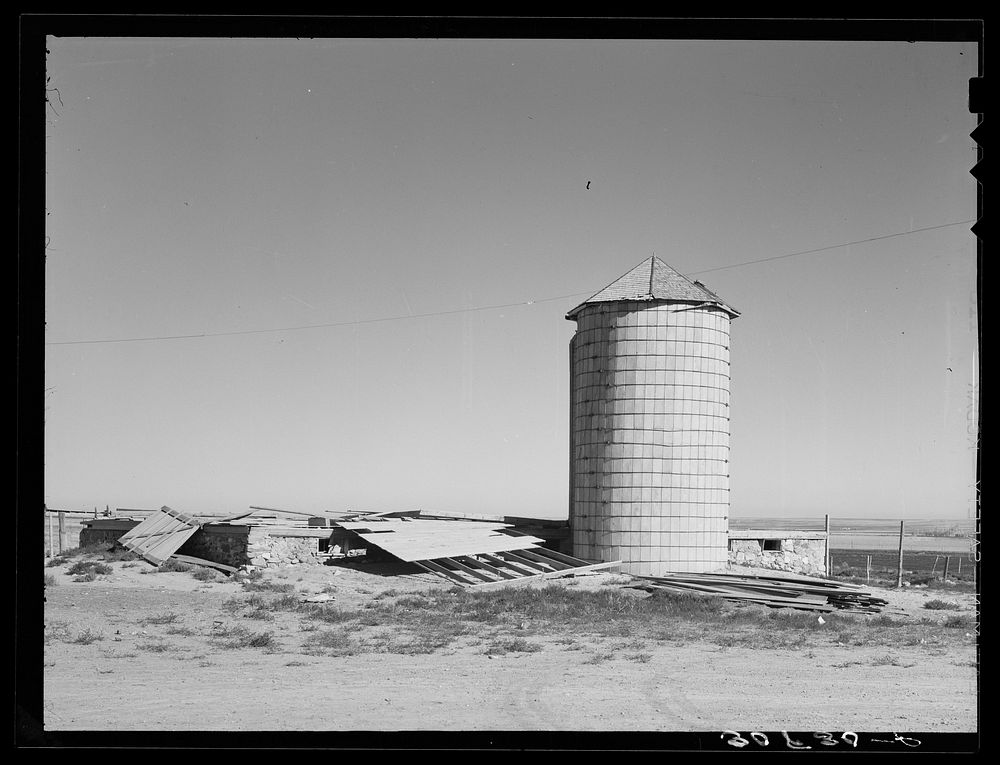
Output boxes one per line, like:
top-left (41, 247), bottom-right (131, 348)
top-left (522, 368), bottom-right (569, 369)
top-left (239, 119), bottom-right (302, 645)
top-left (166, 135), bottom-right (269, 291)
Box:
top-left (731, 516), bottom-right (975, 554)
top-left (829, 533), bottom-right (973, 553)
top-left (830, 548), bottom-right (976, 582)
top-left (730, 516), bottom-right (975, 536)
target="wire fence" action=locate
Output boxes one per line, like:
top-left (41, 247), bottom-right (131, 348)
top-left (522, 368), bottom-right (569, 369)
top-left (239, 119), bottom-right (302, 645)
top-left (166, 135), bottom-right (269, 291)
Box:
top-left (829, 549), bottom-right (976, 584)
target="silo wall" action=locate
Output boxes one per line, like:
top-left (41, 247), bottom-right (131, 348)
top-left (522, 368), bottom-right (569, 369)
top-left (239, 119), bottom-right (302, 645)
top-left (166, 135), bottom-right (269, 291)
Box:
top-left (569, 300), bottom-right (731, 575)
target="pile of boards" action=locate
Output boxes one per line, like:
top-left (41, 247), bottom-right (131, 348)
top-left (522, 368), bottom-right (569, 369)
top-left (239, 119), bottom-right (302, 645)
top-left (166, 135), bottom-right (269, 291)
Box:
top-left (631, 571), bottom-right (890, 613)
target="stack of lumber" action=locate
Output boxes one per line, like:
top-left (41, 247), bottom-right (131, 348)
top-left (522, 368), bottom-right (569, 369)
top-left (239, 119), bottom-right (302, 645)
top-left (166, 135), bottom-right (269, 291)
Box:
top-left (631, 571), bottom-right (890, 613)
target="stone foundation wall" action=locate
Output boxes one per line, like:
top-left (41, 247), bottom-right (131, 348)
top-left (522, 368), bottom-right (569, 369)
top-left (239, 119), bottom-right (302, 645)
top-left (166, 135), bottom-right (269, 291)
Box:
top-left (246, 529), bottom-right (324, 568)
top-left (728, 536), bottom-right (826, 575)
top-left (79, 522), bottom-right (331, 570)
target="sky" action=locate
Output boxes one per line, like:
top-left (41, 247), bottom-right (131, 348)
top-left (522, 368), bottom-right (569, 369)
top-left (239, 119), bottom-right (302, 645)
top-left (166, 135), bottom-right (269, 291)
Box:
top-left (42, 33), bottom-right (979, 521)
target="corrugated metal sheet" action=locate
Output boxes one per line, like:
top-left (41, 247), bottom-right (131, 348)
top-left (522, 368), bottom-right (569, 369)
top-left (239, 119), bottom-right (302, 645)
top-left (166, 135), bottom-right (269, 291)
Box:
top-left (117, 505), bottom-right (202, 565)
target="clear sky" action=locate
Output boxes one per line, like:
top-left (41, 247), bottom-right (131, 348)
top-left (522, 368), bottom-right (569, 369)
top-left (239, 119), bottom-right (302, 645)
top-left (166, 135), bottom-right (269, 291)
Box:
top-left (43, 35), bottom-right (979, 520)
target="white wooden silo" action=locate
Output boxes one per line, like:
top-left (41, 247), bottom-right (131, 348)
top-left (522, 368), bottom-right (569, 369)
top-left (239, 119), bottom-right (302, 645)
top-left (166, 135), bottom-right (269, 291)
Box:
top-left (567, 257), bottom-right (739, 575)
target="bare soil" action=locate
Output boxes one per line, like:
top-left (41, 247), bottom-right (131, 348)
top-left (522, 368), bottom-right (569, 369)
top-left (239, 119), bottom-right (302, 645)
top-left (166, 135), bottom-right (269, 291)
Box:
top-left (40, 556), bottom-right (979, 734)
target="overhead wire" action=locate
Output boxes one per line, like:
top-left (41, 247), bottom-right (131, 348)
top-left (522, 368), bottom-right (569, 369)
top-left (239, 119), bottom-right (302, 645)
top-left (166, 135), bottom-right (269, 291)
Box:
top-left (44, 218), bottom-right (976, 347)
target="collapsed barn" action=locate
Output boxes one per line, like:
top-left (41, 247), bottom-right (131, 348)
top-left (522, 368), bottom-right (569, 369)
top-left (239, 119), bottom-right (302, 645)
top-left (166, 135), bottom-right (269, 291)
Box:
top-left (74, 257), bottom-right (869, 610)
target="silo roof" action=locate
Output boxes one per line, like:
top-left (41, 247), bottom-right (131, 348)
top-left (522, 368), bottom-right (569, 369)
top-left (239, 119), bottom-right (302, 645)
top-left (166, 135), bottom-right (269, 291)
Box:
top-left (566, 256), bottom-right (740, 319)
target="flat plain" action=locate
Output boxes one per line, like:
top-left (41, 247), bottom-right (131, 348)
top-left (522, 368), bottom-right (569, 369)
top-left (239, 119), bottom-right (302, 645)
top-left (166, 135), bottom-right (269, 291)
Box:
top-left (39, 546), bottom-right (978, 735)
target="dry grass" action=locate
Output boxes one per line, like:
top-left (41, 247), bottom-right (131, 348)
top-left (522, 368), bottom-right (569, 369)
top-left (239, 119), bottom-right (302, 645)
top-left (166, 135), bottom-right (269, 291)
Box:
top-left (137, 640), bottom-right (181, 653)
top-left (157, 559), bottom-right (195, 573)
top-left (192, 567), bottom-right (228, 583)
top-left (483, 637), bottom-right (543, 655)
top-left (211, 625), bottom-right (278, 649)
top-left (67, 561), bottom-right (113, 578)
top-left (277, 584), bottom-right (974, 658)
top-left (924, 599), bottom-right (962, 610)
top-left (240, 580), bottom-right (296, 593)
top-left (140, 613), bottom-right (180, 626)
top-left (70, 628), bottom-right (103, 645)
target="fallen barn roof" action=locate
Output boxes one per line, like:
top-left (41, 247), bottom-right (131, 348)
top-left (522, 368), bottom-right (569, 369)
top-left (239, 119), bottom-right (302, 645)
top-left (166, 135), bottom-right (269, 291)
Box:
top-left (333, 517), bottom-right (619, 587)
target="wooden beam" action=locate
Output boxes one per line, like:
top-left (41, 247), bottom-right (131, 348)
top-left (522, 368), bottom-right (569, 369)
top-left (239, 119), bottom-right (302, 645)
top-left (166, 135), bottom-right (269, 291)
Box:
top-left (511, 548), bottom-right (573, 570)
top-left (455, 556), bottom-right (517, 580)
top-left (169, 554), bottom-right (238, 574)
top-left (470, 561), bottom-right (621, 589)
top-left (437, 557), bottom-right (497, 583)
top-left (249, 505), bottom-right (349, 521)
top-left (497, 550), bottom-right (556, 572)
top-left (525, 547), bottom-right (593, 568)
top-left (479, 553), bottom-right (538, 578)
top-left (412, 559), bottom-right (476, 586)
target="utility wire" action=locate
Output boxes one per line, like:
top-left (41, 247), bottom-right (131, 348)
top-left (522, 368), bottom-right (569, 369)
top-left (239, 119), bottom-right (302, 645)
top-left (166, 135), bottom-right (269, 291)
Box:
top-left (45, 218), bottom-right (976, 347)
top-left (687, 219), bottom-right (976, 277)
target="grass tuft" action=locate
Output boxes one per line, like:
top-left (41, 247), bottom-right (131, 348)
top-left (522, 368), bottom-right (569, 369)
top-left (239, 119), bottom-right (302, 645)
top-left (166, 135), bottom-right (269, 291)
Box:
top-left (137, 640), bottom-right (180, 653)
top-left (943, 614), bottom-right (976, 629)
top-left (241, 580), bottom-right (295, 593)
top-left (67, 561), bottom-right (113, 577)
top-left (71, 628), bottom-right (103, 644)
top-left (923, 599), bottom-right (961, 610)
top-left (140, 613), bottom-right (180, 626)
top-left (192, 567), bottom-right (228, 583)
top-left (484, 637), bottom-right (542, 655)
top-left (157, 558), bottom-right (194, 573)
top-left (212, 625), bottom-right (277, 649)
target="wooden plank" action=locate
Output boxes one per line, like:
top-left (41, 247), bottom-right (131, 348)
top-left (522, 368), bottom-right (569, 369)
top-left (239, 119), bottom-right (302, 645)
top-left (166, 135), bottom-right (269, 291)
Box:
top-left (350, 509), bottom-right (422, 519)
top-left (202, 509), bottom-right (258, 524)
top-left (249, 505), bottom-right (351, 521)
top-left (511, 548), bottom-right (573, 570)
top-left (246, 528), bottom-right (334, 538)
top-left (412, 559), bottom-right (477, 586)
top-left (169, 554), bottom-right (238, 574)
top-left (119, 518), bottom-right (185, 554)
top-left (119, 508), bottom-right (183, 544)
top-left (469, 561), bottom-right (621, 590)
top-left (501, 516), bottom-right (569, 528)
top-left (479, 553), bottom-right (539, 578)
top-left (437, 557), bottom-right (497, 583)
top-left (140, 527), bottom-right (201, 565)
top-left (455, 556), bottom-right (518, 580)
top-left (118, 507), bottom-right (202, 566)
top-left (530, 547), bottom-right (601, 567)
top-left (494, 551), bottom-right (553, 572)
top-left (335, 519), bottom-right (513, 533)
top-left (415, 510), bottom-right (507, 523)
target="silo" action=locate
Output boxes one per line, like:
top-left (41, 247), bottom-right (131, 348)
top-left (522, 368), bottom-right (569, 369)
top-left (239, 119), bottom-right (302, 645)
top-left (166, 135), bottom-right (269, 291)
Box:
top-left (567, 256), bottom-right (739, 575)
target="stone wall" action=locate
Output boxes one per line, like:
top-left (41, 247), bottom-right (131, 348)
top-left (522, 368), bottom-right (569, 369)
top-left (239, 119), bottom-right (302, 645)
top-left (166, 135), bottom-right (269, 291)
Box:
top-left (246, 529), bottom-right (325, 568)
top-left (728, 533), bottom-right (827, 575)
top-left (79, 521), bottom-right (331, 570)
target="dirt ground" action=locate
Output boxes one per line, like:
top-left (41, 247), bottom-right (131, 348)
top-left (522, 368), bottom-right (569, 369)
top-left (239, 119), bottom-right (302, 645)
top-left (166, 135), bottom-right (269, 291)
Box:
top-left (39, 555), bottom-right (979, 736)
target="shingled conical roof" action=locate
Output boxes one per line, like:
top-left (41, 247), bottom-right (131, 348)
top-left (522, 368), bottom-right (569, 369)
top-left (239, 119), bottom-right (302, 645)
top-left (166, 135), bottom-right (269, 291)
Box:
top-left (566, 256), bottom-right (739, 319)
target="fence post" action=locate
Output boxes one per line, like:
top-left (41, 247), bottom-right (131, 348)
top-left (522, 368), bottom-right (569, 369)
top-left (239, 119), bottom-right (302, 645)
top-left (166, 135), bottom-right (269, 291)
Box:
top-left (866, 554), bottom-right (871, 584)
top-left (58, 511), bottom-right (67, 555)
top-left (943, 556), bottom-right (951, 581)
top-left (824, 514), bottom-right (831, 577)
top-left (896, 520), bottom-right (905, 588)
top-left (47, 509), bottom-right (54, 558)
